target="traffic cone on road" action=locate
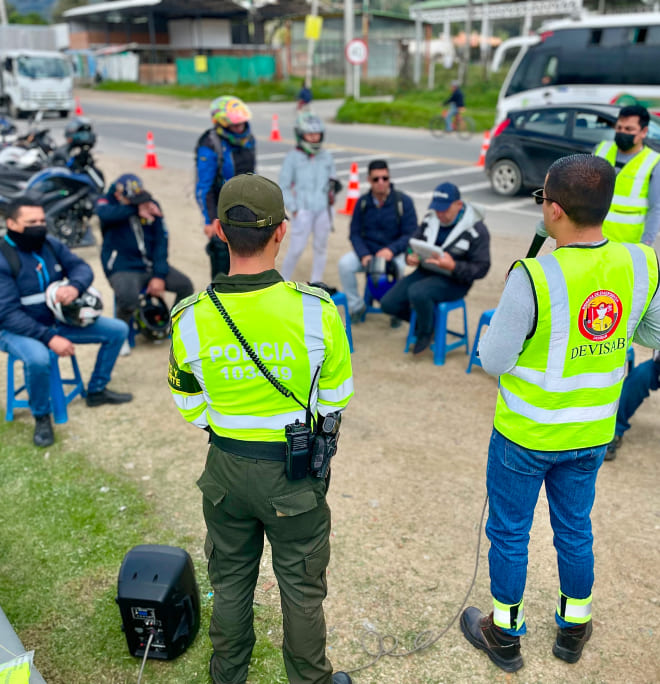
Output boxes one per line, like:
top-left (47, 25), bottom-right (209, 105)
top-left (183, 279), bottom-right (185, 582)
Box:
top-left (338, 162), bottom-right (360, 216)
top-left (142, 131), bottom-right (161, 169)
top-left (476, 130), bottom-right (491, 167)
top-left (75, 97), bottom-right (84, 116)
top-left (269, 114), bottom-right (282, 142)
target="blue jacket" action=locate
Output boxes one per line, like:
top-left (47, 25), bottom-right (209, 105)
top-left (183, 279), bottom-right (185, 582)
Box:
top-left (95, 193), bottom-right (169, 279)
top-left (348, 185), bottom-right (418, 259)
top-left (195, 126), bottom-right (256, 224)
top-left (0, 235), bottom-right (93, 345)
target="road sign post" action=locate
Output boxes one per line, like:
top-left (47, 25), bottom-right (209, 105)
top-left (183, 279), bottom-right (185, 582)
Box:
top-left (345, 38), bottom-right (368, 100)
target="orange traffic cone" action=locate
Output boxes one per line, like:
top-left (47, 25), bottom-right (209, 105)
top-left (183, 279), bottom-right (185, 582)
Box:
top-left (269, 114), bottom-right (282, 142)
top-left (142, 131), bottom-right (161, 169)
top-left (74, 97), bottom-right (83, 116)
top-left (476, 130), bottom-right (491, 167)
top-left (338, 162), bottom-right (360, 216)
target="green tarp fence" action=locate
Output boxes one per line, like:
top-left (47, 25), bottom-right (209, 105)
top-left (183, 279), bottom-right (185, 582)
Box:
top-left (176, 55), bottom-right (276, 85)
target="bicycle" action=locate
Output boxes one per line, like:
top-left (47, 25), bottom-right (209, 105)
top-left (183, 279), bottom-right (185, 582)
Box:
top-left (429, 109), bottom-right (476, 141)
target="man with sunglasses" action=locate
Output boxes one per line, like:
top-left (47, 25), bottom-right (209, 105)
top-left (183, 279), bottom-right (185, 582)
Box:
top-left (337, 160), bottom-right (417, 321)
top-left (461, 155), bottom-right (660, 673)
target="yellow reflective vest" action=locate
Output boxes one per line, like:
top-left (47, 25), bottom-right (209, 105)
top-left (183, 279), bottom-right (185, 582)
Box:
top-left (494, 242), bottom-right (658, 451)
top-left (168, 280), bottom-right (354, 442)
top-left (595, 141), bottom-right (660, 243)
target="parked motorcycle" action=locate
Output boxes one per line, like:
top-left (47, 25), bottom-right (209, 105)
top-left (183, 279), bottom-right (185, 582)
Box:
top-left (0, 117), bottom-right (104, 247)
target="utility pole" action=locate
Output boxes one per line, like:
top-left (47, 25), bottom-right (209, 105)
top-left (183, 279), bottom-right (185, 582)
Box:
top-left (0, 0), bottom-right (8, 26)
top-left (344, 0), bottom-right (354, 97)
top-left (305, 0), bottom-right (319, 88)
top-left (459, 0), bottom-right (473, 86)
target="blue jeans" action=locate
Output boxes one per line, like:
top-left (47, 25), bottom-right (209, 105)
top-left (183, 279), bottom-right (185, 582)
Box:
top-left (0, 316), bottom-right (128, 417)
top-left (445, 103), bottom-right (457, 131)
top-left (486, 429), bottom-right (605, 635)
top-left (615, 358), bottom-right (660, 436)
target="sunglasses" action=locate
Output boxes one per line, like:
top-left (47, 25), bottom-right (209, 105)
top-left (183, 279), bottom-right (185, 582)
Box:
top-left (532, 188), bottom-right (562, 209)
top-left (370, 175), bottom-right (389, 182)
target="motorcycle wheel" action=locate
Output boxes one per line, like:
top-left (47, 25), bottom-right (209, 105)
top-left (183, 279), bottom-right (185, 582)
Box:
top-left (48, 211), bottom-right (87, 247)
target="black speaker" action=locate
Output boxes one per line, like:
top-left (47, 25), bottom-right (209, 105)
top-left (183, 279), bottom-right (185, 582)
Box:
top-left (116, 544), bottom-right (200, 660)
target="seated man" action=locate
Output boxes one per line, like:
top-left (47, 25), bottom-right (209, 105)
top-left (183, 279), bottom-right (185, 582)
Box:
top-left (95, 174), bottom-right (194, 354)
top-left (0, 197), bottom-right (133, 448)
top-left (381, 182), bottom-right (491, 354)
top-left (337, 160), bottom-right (417, 321)
top-left (605, 349), bottom-right (660, 460)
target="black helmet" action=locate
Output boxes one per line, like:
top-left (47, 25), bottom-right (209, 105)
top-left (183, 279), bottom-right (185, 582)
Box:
top-left (46, 280), bottom-right (103, 327)
top-left (65, 116), bottom-right (96, 148)
top-left (136, 293), bottom-right (170, 340)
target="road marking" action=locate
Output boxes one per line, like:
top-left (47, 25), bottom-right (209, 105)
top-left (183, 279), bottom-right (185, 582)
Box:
top-left (394, 165), bottom-right (485, 184)
top-left (119, 141), bottom-right (191, 157)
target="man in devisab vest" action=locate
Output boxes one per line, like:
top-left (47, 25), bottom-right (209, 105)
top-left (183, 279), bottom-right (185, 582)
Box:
top-left (594, 104), bottom-right (660, 245)
top-left (460, 155), bottom-right (660, 672)
top-left (168, 173), bottom-right (354, 684)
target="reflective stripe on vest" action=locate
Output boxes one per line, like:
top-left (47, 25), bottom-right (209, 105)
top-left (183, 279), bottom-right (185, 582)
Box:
top-left (171, 283), bottom-right (353, 442)
top-left (492, 598), bottom-right (525, 632)
top-left (494, 242), bottom-right (658, 450)
top-left (595, 141), bottom-right (660, 243)
top-left (20, 292), bottom-right (47, 306)
top-left (557, 591), bottom-right (592, 624)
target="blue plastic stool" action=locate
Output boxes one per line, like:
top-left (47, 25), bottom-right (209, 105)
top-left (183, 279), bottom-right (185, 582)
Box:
top-left (6, 351), bottom-right (86, 424)
top-left (404, 299), bottom-right (469, 366)
top-left (331, 292), bottom-right (354, 353)
top-left (466, 308), bottom-right (496, 374)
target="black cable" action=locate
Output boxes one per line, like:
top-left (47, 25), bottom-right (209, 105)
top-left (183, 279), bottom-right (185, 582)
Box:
top-left (342, 493), bottom-right (489, 675)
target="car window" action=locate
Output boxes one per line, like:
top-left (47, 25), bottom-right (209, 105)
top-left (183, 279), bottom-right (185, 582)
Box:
top-left (572, 112), bottom-right (614, 144)
top-left (647, 118), bottom-right (660, 142)
top-left (521, 110), bottom-right (568, 137)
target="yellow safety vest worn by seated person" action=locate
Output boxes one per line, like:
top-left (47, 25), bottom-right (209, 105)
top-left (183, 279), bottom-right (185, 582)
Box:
top-left (494, 241), bottom-right (658, 451)
top-left (595, 141), bottom-right (660, 243)
top-left (168, 277), bottom-right (353, 442)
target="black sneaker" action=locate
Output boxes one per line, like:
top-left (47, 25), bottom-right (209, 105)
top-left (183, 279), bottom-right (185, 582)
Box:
top-left (604, 434), bottom-right (622, 461)
top-left (86, 388), bottom-right (133, 407)
top-left (460, 607), bottom-right (523, 673)
top-left (33, 414), bottom-right (54, 448)
top-left (332, 673), bottom-right (352, 684)
top-left (349, 302), bottom-right (367, 324)
top-left (413, 333), bottom-right (432, 355)
top-left (553, 620), bottom-right (592, 663)
top-left (389, 316), bottom-right (402, 329)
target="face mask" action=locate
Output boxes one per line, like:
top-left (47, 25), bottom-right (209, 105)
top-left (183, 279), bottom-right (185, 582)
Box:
top-left (615, 132), bottom-right (636, 152)
top-left (8, 224), bottom-right (48, 252)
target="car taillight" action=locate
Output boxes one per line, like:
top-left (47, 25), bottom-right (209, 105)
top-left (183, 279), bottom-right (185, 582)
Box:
top-left (493, 119), bottom-right (511, 137)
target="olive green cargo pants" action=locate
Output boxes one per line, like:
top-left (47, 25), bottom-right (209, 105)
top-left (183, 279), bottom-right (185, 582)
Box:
top-left (198, 444), bottom-right (333, 684)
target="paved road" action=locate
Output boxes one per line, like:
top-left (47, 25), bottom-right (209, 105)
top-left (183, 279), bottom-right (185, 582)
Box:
top-left (27, 92), bottom-right (544, 243)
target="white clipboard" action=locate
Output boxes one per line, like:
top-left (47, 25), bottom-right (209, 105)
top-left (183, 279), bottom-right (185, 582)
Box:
top-left (409, 238), bottom-right (445, 260)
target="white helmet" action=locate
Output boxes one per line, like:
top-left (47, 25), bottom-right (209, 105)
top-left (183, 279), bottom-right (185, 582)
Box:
top-left (46, 279), bottom-right (103, 327)
top-left (294, 112), bottom-right (324, 155)
top-left (0, 146), bottom-right (42, 169)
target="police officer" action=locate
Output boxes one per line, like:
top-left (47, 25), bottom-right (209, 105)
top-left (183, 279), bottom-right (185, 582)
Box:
top-left (195, 95), bottom-right (256, 279)
top-left (168, 174), bottom-right (354, 684)
top-left (595, 104), bottom-right (660, 245)
top-left (460, 155), bottom-right (660, 672)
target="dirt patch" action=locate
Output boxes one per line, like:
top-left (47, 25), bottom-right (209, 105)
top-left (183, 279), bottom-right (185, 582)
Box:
top-left (5, 154), bottom-right (659, 683)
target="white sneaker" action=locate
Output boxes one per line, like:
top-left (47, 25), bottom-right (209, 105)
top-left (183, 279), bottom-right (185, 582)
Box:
top-left (119, 340), bottom-right (132, 357)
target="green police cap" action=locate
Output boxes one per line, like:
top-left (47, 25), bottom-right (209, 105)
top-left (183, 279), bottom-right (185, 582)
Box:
top-left (217, 173), bottom-right (286, 228)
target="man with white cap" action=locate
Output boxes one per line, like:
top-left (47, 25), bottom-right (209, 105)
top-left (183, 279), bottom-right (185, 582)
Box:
top-left (381, 182), bottom-right (491, 354)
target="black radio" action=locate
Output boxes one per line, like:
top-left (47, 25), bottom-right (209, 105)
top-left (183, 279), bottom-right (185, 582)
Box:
top-left (116, 545), bottom-right (200, 660)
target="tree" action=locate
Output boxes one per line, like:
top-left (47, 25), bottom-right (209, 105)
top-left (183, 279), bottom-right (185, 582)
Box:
top-left (7, 3), bottom-right (48, 24)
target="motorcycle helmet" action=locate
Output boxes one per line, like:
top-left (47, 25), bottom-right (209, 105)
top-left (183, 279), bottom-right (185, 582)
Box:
top-left (0, 117), bottom-right (17, 144)
top-left (65, 116), bottom-right (96, 148)
top-left (0, 146), bottom-right (42, 169)
top-left (365, 258), bottom-right (398, 301)
top-left (46, 279), bottom-right (103, 327)
top-left (294, 112), bottom-right (324, 155)
top-left (135, 293), bottom-right (170, 341)
top-left (210, 96), bottom-right (252, 129)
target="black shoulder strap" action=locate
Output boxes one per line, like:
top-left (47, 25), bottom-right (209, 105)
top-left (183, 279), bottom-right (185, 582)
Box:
top-left (208, 129), bottom-right (224, 165)
top-left (0, 239), bottom-right (20, 279)
top-left (0, 238), bottom-right (62, 280)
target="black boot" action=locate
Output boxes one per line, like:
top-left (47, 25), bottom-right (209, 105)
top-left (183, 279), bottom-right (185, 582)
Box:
top-left (86, 388), bottom-right (133, 407)
top-left (460, 607), bottom-right (523, 672)
top-left (553, 620), bottom-right (592, 663)
top-left (33, 414), bottom-right (54, 448)
top-left (332, 673), bottom-right (352, 684)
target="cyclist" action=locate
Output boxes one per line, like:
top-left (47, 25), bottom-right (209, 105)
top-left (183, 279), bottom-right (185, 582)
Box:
top-left (443, 80), bottom-right (465, 132)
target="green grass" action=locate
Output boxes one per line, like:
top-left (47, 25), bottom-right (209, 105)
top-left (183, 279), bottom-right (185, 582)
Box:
top-left (0, 421), bottom-right (286, 683)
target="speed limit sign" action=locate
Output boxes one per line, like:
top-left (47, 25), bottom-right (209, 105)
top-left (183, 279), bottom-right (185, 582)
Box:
top-left (345, 39), bottom-right (368, 66)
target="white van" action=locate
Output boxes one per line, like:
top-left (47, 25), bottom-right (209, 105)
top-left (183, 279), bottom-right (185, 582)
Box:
top-left (0, 49), bottom-right (74, 118)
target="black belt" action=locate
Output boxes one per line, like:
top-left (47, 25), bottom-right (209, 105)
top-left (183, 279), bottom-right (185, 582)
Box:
top-left (209, 432), bottom-right (287, 461)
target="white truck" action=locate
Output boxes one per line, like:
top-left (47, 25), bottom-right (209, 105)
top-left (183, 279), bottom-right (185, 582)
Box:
top-left (0, 49), bottom-right (74, 119)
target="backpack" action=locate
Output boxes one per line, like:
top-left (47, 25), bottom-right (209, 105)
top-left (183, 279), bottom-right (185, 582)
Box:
top-left (359, 191), bottom-right (404, 237)
top-left (0, 237), bottom-right (60, 279)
